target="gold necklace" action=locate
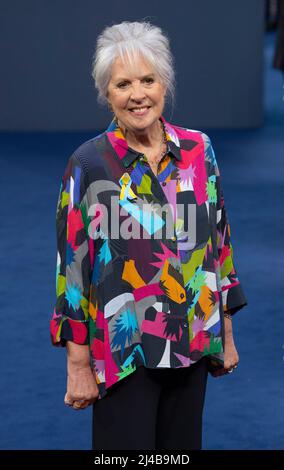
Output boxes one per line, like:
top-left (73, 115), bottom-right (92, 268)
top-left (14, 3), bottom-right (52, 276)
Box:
top-left (115, 117), bottom-right (168, 165)
top-left (145, 121), bottom-right (168, 166)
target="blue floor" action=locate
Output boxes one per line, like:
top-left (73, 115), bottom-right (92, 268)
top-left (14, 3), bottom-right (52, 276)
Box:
top-left (0, 31), bottom-right (283, 450)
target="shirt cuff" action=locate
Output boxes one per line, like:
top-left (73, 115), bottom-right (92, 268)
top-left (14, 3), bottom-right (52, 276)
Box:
top-left (221, 282), bottom-right (248, 315)
top-left (50, 309), bottom-right (89, 347)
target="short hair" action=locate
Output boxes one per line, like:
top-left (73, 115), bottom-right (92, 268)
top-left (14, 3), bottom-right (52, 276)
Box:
top-left (91, 21), bottom-right (176, 109)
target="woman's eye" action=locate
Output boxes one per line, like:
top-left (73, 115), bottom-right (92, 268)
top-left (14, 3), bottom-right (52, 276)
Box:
top-left (117, 82), bottom-right (129, 88)
top-left (144, 78), bottom-right (154, 84)
top-left (116, 78), bottom-right (154, 88)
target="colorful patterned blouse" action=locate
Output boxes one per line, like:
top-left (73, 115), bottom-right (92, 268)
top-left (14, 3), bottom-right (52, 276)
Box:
top-left (50, 115), bottom-right (247, 400)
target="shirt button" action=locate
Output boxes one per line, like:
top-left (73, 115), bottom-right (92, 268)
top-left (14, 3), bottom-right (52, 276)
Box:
top-left (162, 181), bottom-right (167, 186)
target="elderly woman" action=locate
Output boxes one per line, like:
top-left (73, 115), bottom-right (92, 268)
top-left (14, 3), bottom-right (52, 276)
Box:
top-left (50, 21), bottom-right (247, 451)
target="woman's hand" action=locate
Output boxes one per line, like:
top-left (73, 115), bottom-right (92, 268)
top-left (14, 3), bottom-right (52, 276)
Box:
top-left (223, 332), bottom-right (239, 371)
top-left (64, 342), bottom-right (100, 410)
top-left (211, 313), bottom-right (239, 377)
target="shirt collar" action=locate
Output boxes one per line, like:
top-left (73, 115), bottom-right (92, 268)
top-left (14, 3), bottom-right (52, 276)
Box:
top-left (105, 114), bottom-right (182, 168)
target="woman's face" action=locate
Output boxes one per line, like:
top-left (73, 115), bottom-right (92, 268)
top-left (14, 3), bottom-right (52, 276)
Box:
top-left (107, 54), bottom-right (166, 133)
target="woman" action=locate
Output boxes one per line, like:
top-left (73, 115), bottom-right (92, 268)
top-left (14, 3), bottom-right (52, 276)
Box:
top-left (50, 21), bottom-right (248, 450)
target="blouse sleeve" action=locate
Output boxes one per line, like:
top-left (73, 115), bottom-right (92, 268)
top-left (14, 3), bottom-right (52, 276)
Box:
top-left (50, 153), bottom-right (93, 346)
top-left (208, 139), bottom-right (248, 316)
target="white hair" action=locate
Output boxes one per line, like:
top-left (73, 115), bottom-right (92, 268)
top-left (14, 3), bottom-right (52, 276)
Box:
top-left (91, 21), bottom-right (176, 109)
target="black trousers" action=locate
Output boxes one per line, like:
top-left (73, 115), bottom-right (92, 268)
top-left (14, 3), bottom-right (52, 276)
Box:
top-left (92, 357), bottom-right (208, 450)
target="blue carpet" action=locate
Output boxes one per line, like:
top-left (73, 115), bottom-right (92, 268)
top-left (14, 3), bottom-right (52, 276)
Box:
top-left (0, 31), bottom-right (283, 450)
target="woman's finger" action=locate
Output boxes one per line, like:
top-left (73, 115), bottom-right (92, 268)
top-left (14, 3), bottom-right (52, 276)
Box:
top-left (72, 400), bottom-right (89, 409)
top-left (64, 392), bottom-right (74, 406)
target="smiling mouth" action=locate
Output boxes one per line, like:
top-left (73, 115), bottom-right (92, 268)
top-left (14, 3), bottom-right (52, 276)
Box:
top-left (128, 106), bottom-right (151, 115)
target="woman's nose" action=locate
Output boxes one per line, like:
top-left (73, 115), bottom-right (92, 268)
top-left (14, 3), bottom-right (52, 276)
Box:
top-left (130, 83), bottom-right (146, 101)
